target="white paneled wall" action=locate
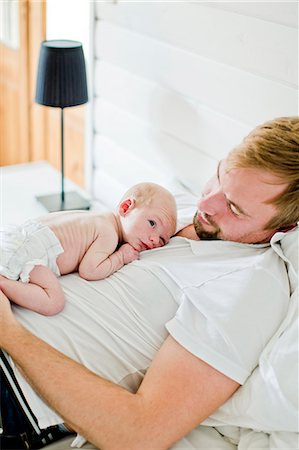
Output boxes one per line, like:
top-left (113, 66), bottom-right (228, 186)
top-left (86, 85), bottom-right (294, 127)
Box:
top-left (87, 1), bottom-right (298, 208)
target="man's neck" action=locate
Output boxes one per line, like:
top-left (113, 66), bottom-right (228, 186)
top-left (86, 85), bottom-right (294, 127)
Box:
top-left (175, 224), bottom-right (199, 240)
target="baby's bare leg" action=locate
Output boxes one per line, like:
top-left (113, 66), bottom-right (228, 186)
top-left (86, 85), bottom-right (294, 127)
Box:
top-left (0, 266), bottom-right (65, 316)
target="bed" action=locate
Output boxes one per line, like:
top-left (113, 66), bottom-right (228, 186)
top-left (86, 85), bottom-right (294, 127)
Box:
top-left (7, 2), bottom-right (299, 449)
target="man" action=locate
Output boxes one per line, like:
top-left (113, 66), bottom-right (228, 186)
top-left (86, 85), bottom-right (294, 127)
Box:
top-left (0, 117), bottom-right (298, 450)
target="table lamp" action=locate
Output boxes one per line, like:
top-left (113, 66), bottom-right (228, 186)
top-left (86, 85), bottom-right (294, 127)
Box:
top-left (35, 39), bottom-right (90, 212)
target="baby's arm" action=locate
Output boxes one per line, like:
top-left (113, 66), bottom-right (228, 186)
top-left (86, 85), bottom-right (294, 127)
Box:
top-left (78, 235), bottom-right (139, 281)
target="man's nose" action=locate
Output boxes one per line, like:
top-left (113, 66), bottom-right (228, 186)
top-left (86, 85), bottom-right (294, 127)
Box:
top-left (198, 191), bottom-right (226, 216)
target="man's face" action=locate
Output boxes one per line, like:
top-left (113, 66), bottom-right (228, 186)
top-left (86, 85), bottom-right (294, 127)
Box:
top-left (193, 160), bottom-right (288, 243)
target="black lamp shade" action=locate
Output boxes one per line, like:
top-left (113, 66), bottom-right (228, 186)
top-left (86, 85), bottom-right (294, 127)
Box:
top-left (34, 39), bottom-right (90, 212)
top-left (35, 40), bottom-right (88, 108)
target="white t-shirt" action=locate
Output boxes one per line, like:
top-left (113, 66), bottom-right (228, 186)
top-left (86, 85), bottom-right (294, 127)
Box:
top-left (138, 236), bottom-right (290, 384)
top-left (11, 235), bottom-right (289, 429)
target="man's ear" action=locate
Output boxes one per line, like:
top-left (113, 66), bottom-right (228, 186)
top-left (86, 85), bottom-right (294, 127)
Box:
top-left (118, 198), bottom-right (135, 216)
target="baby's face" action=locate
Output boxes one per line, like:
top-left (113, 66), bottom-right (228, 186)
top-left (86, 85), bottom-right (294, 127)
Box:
top-left (122, 204), bottom-right (176, 252)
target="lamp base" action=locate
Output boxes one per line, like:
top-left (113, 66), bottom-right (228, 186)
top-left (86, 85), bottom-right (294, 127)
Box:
top-left (36, 191), bottom-right (90, 212)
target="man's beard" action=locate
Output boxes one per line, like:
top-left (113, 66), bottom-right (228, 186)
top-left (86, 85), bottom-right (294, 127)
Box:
top-left (193, 212), bottom-right (221, 240)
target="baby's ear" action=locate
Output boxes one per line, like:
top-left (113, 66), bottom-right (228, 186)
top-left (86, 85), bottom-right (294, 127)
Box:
top-left (118, 198), bottom-right (135, 216)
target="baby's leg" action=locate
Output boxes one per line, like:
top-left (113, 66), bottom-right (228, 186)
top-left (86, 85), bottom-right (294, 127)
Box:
top-left (0, 266), bottom-right (65, 316)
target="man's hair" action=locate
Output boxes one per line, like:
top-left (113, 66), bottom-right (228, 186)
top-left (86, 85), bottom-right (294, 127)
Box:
top-left (226, 116), bottom-right (299, 230)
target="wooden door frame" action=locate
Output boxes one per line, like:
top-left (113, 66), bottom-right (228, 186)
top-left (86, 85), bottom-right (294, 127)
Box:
top-left (1, 0), bottom-right (86, 187)
top-left (28, 0), bottom-right (47, 162)
top-left (19, 0), bottom-right (30, 161)
top-left (0, 0), bottom-right (46, 166)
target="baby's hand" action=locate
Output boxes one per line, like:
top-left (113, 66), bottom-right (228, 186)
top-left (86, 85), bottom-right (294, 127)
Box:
top-left (118, 243), bottom-right (139, 264)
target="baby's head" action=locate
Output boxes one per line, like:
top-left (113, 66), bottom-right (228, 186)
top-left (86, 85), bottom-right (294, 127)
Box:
top-left (118, 182), bottom-right (177, 251)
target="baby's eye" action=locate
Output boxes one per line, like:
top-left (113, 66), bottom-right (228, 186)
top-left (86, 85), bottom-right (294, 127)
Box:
top-left (160, 237), bottom-right (166, 246)
top-left (148, 220), bottom-right (156, 227)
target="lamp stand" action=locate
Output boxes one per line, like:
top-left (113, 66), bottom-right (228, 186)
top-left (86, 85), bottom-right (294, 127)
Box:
top-left (61, 106), bottom-right (65, 203)
top-left (36, 108), bottom-right (90, 213)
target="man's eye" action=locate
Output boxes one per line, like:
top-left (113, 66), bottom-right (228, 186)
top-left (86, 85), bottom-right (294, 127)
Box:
top-left (229, 203), bottom-right (241, 217)
top-left (148, 220), bottom-right (156, 227)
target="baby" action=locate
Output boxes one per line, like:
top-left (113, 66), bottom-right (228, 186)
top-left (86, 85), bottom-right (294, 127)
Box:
top-left (0, 182), bottom-right (177, 316)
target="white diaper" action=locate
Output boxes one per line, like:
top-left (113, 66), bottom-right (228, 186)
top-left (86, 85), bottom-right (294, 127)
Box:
top-left (0, 220), bottom-right (64, 282)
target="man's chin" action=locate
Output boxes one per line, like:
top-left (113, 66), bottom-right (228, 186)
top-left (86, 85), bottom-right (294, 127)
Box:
top-left (193, 215), bottom-right (220, 240)
top-left (195, 230), bottom-right (221, 240)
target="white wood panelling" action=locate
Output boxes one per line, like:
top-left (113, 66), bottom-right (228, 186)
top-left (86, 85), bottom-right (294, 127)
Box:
top-left (93, 99), bottom-right (218, 194)
top-left (204, 2), bottom-right (298, 28)
top-left (95, 2), bottom-right (298, 86)
top-left (95, 60), bottom-right (251, 159)
top-left (93, 134), bottom-right (172, 184)
top-left (88, 2), bottom-right (298, 208)
top-left (95, 22), bottom-right (297, 126)
top-left (92, 169), bottom-right (128, 210)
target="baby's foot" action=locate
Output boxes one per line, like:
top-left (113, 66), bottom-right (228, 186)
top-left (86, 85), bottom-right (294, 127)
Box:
top-left (0, 274), bottom-right (7, 286)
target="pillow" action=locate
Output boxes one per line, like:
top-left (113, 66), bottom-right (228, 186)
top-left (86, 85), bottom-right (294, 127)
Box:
top-left (279, 228), bottom-right (298, 294)
top-left (164, 178), bottom-right (198, 233)
top-left (208, 227), bottom-right (298, 433)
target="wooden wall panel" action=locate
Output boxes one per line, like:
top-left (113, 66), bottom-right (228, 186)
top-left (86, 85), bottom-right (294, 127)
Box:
top-left (93, 98), bottom-right (218, 194)
top-left (205, 2), bottom-right (298, 28)
top-left (89, 2), bottom-right (298, 208)
top-left (95, 21), bottom-right (297, 127)
top-left (95, 2), bottom-right (297, 85)
top-left (94, 60), bottom-right (250, 158)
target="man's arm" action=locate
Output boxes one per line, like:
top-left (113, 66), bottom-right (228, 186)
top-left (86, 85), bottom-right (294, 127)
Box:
top-left (0, 291), bottom-right (239, 450)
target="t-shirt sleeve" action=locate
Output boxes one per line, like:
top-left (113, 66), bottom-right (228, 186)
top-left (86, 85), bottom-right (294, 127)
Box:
top-left (166, 265), bottom-right (289, 384)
